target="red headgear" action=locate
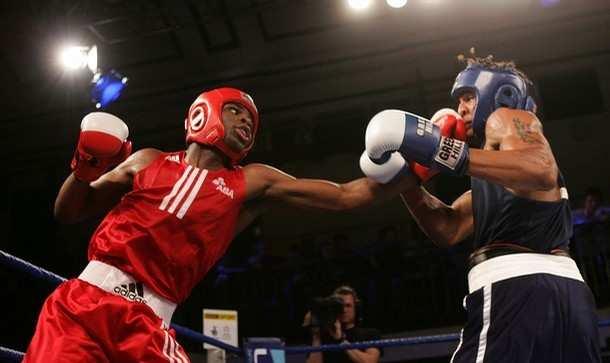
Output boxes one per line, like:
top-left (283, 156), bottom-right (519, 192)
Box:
top-left (185, 87), bottom-right (260, 164)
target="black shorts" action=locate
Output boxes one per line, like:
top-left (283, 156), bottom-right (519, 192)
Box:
top-left (451, 254), bottom-right (600, 363)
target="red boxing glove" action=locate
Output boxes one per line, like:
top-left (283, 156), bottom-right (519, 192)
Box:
top-left (411, 108), bottom-right (466, 182)
top-left (71, 112), bottom-right (132, 182)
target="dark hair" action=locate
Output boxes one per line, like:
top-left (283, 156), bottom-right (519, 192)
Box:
top-left (333, 285), bottom-right (362, 324)
top-left (333, 285), bottom-right (360, 304)
top-left (458, 48), bottom-right (532, 85)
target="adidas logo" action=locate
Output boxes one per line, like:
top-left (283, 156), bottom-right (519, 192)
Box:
top-left (165, 154), bottom-right (180, 163)
top-left (212, 177), bottom-right (234, 199)
top-left (113, 282), bottom-right (147, 304)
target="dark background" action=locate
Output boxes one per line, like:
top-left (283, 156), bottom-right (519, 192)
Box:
top-left (1, 0), bottom-right (609, 361)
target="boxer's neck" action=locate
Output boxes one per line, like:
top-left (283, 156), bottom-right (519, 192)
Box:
top-left (184, 143), bottom-right (230, 170)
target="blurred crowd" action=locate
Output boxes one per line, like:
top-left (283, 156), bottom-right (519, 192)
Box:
top-left (178, 222), bottom-right (470, 346)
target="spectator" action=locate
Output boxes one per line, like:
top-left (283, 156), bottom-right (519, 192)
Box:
top-left (305, 286), bottom-right (381, 363)
top-left (573, 187), bottom-right (610, 225)
top-left (572, 187), bottom-right (610, 300)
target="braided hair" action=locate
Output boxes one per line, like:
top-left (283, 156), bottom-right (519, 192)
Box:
top-left (458, 47), bottom-right (533, 86)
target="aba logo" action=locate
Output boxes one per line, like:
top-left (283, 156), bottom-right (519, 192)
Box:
top-left (165, 154), bottom-right (180, 163)
top-left (212, 177), bottom-right (234, 199)
top-left (113, 282), bottom-right (147, 304)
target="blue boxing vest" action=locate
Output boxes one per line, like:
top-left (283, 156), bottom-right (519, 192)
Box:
top-left (471, 172), bottom-right (572, 252)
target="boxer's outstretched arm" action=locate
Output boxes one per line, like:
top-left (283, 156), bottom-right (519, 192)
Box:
top-left (468, 108), bottom-right (558, 193)
top-left (54, 149), bottom-right (160, 223)
top-left (243, 163), bottom-right (417, 211)
top-left (400, 188), bottom-right (473, 247)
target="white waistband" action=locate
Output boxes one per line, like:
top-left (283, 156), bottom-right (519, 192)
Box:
top-left (78, 260), bottom-right (177, 326)
top-left (467, 253), bottom-right (584, 294)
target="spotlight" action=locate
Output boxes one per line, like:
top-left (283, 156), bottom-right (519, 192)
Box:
top-left (59, 45), bottom-right (98, 73)
top-left (91, 70), bottom-right (128, 109)
top-left (387, 0), bottom-right (407, 8)
top-left (347, 0), bottom-right (372, 11)
top-left (86, 46), bottom-right (98, 74)
top-left (59, 46), bottom-right (88, 71)
top-left (58, 44), bottom-right (126, 108)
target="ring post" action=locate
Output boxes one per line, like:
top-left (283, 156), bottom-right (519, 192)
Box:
top-left (243, 338), bottom-right (285, 363)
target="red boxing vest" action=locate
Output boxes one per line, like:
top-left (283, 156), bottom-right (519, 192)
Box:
top-left (88, 151), bottom-right (246, 303)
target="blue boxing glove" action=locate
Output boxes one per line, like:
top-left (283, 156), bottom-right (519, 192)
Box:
top-left (364, 110), bottom-right (469, 176)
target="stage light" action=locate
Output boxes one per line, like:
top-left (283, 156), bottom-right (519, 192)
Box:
top-left (91, 70), bottom-right (128, 109)
top-left (59, 46), bottom-right (88, 71)
top-left (59, 45), bottom-right (98, 73)
top-left (347, 0), bottom-right (372, 11)
top-left (86, 46), bottom-right (98, 74)
top-left (387, 0), bottom-right (407, 8)
top-left (58, 44), bottom-right (126, 108)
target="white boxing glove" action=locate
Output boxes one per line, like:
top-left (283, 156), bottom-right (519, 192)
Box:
top-left (71, 112), bottom-right (132, 182)
top-left (364, 109), bottom-right (410, 162)
top-left (359, 150), bottom-right (409, 184)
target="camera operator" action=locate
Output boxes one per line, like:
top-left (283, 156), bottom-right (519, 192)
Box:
top-left (304, 286), bottom-right (381, 363)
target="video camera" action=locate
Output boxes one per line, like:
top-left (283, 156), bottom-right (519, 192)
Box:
top-left (307, 294), bottom-right (344, 332)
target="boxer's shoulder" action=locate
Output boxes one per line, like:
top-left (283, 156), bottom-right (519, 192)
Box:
top-left (488, 108), bottom-right (540, 130)
top-left (485, 108), bottom-right (544, 147)
top-left (122, 148), bottom-right (164, 176)
top-left (242, 163), bottom-right (297, 200)
top-left (131, 147), bottom-right (163, 160)
top-left (243, 163), bottom-right (294, 181)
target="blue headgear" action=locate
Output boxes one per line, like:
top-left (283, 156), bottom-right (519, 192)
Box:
top-left (450, 64), bottom-right (536, 139)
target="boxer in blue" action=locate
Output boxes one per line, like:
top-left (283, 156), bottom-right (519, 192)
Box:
top-left (360, 52), bottom-right (601, 362)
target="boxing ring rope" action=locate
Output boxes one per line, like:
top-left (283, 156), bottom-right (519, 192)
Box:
top-left (0, 346), bottom-right (24, 362)
top-left (3, 248), bottom-right (610, 361)
top-left (0, 250), bottom-right (242, 356)
top-left (282, 335), bottom-right (460, 354)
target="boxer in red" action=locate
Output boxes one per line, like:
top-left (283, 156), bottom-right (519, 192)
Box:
top-left (24, 87), bottom-right (416, 362)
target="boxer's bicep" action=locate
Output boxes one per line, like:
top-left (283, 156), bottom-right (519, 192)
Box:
top-left (246, 163), bottom-right (408, 211)
top-left (88, 149), bottom-right (159, 206)
top-left (265, 177), bottom-right (347, 210)
top-left (74, 149), bottom-right (158, 221)
top-left (243, 163), bottom-right (297, 201)
top-left (85, 163), bottom-right (134, 213)
top-left (502, 112), bottom-right (558, 184)
top-left (471, 109), bottom-right (558, 192)
top-left (90, 160), bottom-right (133, 190)
top-left (91, 148), bottom-right (159, 188)
top-left (248, 163), bottom-right (364, 210)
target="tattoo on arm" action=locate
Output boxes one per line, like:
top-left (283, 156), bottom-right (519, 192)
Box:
top-left (512, 118), bottom-right (543, 144)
